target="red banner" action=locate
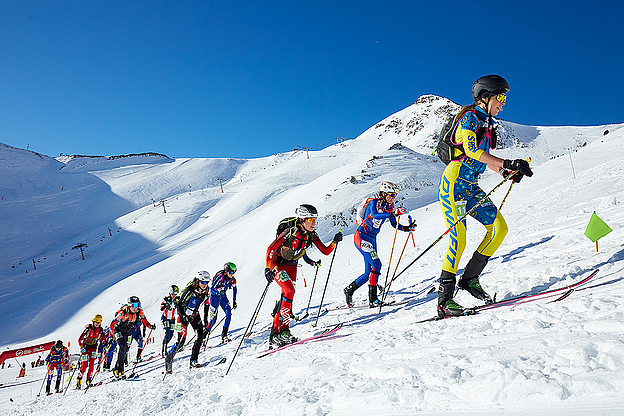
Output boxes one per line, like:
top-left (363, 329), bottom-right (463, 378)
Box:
top-left (0, 341), bottom-right (55, 365)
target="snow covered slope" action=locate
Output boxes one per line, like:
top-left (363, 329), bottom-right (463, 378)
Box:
top-left (1, 96), bottom-right (623, 415)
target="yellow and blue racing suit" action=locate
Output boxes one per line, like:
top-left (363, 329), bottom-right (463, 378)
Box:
top-left (438, 106), bottom-right (508, 282)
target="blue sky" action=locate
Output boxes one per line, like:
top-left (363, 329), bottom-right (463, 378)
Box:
top-left (1, 1), bottom-right (622, 159)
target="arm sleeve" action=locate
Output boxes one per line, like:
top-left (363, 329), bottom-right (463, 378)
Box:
top-left (109, 319), bottom-right (118, 334)
top-left (266, 234), bottom-right (287, 269)
top-left (78, 327), bottom-right (87, 346)
top-left (369, 199), bottom-right (392, 220)
top-left (302, 252), bottom-right (315, 266)
top-left (139, 310), bottom-right (151, 328)
top-left (232, 283), bottom-right (237, 304)
top-left (312, 233), bottom-right (335, 255)
top-left (176, 289), bottom-right (188, 316)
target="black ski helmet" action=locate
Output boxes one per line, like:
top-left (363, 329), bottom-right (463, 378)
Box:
top-left (294, 204), bottom-right (318, 219)
top-left (472, 75), bottom-right (510, 100)
top-left (128, 295), bottom-right (140, 307)
top-left (170, 285), bottom-right (179, 296)
top-left (55, 340), bottom-right (63, 349)
top-left (224, 262), bottom-right (237, 274)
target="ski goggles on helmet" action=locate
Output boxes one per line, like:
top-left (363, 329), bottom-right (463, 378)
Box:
top-left (130, 302), bottom-right (140, 308)
top-left (495, 93), bottom-right (507, 103)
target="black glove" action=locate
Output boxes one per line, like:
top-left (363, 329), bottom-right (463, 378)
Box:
top-left (264, 268), bottom-right (275, 284)
top-left (312, 259), bottom-right (321, 268)
top-left (501, 168), bottom-right (523, 183)
top-left (333, 231), bottom-right (343, 244)
top-left (403, 219), bottom-right (417, 232)
top-left (150, 324), bottom-right (156, 330)
top-left (233, 301), bottom-right (237, 309)
top-left (503, 159), bottom-right (533, 177)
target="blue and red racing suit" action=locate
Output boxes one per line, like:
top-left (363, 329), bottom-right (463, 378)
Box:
top-left (355, 197), bottom-right (411, 288)
top-left (206, 270), bottom-right (237, 335)
top-left (45, 345), bottom-right (69, 387)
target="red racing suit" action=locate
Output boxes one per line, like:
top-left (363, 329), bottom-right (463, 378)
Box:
top-left (265, 222), bottom-right (335, 333)
top-left (77, 323), bottom-right (105, 381)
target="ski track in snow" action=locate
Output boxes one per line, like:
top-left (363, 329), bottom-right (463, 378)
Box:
top-left (1, 97), bottom-right (623, 415)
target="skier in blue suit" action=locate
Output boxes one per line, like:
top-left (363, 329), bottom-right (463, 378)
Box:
top-left (343, 182), bottom-right (416, 307)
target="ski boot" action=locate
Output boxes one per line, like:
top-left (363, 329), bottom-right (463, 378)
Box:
top-left (269, 328), bottom-right (285, 348)
top-left (135, 348), bottom-right (143, 363)
top-left (46, 384), bottom-right (51, 395)
top-left (113, 369), bottom-right (125, 380)
top-left (368, 284), bottom-right (386, 308)
top-left (103, 361), bottom-right (111, 370)
top-left (343, 281), bottom-right (358, 307)
top-left (76, 377), bottom-right (82, 389)
top-left (221, 327), bottom-right (231, 344)
top-left (54, 380), bottom-right (61, 393)
top-left (278, 329), bottom-right (298, 345)
top-left (189, 360), bottom-right (201, 369)
top-left (458, 277), bottom-right (493, 304)
top-left (437, 298), bottom-right (472, 317)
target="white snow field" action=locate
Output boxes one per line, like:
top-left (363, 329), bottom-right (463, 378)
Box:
top-left (1, 95), bottom-right (623, 415)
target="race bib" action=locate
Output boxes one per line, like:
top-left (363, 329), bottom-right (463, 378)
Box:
top-left (456, 200), bottom-right (467, 217)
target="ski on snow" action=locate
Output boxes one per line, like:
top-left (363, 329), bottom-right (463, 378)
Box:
top-left (416, 268), bottom-right (599, 323)
top-left (257, 323), bottom-right (343, 358)
top-left (323, 284), bottom-right (437, 314)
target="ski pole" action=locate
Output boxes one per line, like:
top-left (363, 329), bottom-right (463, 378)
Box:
top-left (499, 182), bottom-right (514, 210)
top-left (62, 354), bottom-right (80, 396)
top-left (202, 316), bottom-right (226, 350)
top-left (500, 158), bottom-right (530, 210)
top-left (302, 264), bottom-right (320, 320)
top-left (391, 172), bottom-right (516, 284)
top-left (36, 366), bottom-right (48, 397)
top-left (127, 327), bottom-right (153, 378)
top-left (84, 341), bottom-right (113, 394)
top-left (312, 236), bottom-right (340, 328)
top-left (225, 280), bottom-right (271, 376)
top-left (379, 217), bottom-right (400, 313)
top-left (381, 228), bottom-right (413, 306)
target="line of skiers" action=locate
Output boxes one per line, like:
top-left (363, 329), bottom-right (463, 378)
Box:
top-left (43, 73), bottom-right (534, 387)
top-left (41, 262), bottom-right (239, 392)
top-left (262, 74), bottom-right (533, 347)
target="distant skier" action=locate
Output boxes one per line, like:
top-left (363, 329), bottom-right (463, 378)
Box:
top-left (161, 285), bottom-right (179, 356)
top-left (165, 272), bottom-right (211, 372)
top-left (343, 182), bottom-right (416, 308)
top-left (76, 314), bottom-right (106, 388)
top-left (45, 340), bottom-right (69, 394)
top-left (204, 262), bottom-right (238, 344)
top-left (436, 74), bottom-right (533, 317)
top-left (108, 296), bottom-right (155, 379)
top-left (265, 204), bottom-right (342, 347)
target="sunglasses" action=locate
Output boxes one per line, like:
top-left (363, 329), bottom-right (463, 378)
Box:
top-left (304, 217), bottom-right (317, 224)
top-left (387, 193), bottom-right (397, 198)
top-left (227, 270), bottom-right (235, 275)
top-left (199, 280), bottom-right (210, 285)
top-left (496, 93), bottom-right (507, 103)
top-left (131, 302), bottom-right (140, 308)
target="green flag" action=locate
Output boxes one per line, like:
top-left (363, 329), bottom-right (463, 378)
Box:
top-left (584, 212), bottom-right (612, 242)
